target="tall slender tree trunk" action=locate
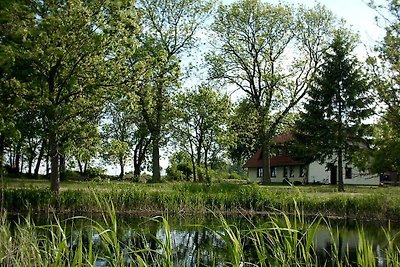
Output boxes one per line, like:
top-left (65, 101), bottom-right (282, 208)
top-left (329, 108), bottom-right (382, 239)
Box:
top-left (204, 147), bottom-right (210, 183)
top-left (34, 139), bottom-right (46, 178)
top-left (15, 143), bottom-right (21, 174)
top-left (59, 153), bottom-right (66, 180)
top-left (49, 132), bottom-right (60, 194)
top-left (189, 137), bottom-right (196, 182)
top-left (46, 152), bottom-right (50, 176)
top-left (337, 79), bottom-right (344, 192)
top-left (337, 149), bottom-right (344, 192)
top-left (151, 133), bottom-right (161, 182)
top-left (0, 135), bottom-right (4, 172)
top-left (0, 134), bottom-right (4, 212)
top-left (261, 114), bottom-right (271, 184)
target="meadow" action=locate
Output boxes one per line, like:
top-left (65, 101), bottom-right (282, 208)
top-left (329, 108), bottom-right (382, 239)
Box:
top-left (1, 177), bottom-right (400, 220)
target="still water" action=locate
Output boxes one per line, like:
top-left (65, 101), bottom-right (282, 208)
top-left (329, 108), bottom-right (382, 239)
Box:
top-left (11, 213), bottom-right (400, 266)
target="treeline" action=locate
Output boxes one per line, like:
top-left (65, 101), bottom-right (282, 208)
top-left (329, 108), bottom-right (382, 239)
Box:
top-left (0, 0), bottom-right (399, 193)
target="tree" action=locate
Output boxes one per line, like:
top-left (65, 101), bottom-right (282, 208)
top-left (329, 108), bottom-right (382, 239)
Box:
top-left (1, 0), bottom-right (138, 193)
top-left (207, 0), bottom-right (336, 184)
top-left (295, 32), bottom-right (372, 192)
top-left (133, 0), bottom-right (213, 182)
top-left (101, 95), bottom-right (150, 180)
top-left (172, 85), bottom-right (232, 182)
top-left (366, 120), bottom-right (400, 175)
top-left (0, 0), bottom-right (30, 176)
top-left (364, 0), bottom-right (400, 176)
top-left (228, 98), bottom-right (260, 168)
top-left (369, 0), bottom-right (400, 133)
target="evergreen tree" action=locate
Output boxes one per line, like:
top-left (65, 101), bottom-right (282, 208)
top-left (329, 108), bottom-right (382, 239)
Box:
top-left (295, 32), bottom-right (372, 192)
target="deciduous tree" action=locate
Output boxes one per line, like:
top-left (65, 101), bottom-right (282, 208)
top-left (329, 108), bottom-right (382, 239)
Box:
top-left (207, 0), bottom-right (335, 184)
top-left (172, 85), bottom-right (232, 182)
top-left (1, 0), bottom-right (138, 193)
top-left (134, 0), bottom-right (213, 182)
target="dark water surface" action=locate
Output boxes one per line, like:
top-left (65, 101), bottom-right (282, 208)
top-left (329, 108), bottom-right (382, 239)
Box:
top-left (9, 212), bottom-right (400, 266)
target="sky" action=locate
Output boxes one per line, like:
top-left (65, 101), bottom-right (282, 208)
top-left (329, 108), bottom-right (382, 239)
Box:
top-left (272, 0), bottom-right (386, 55)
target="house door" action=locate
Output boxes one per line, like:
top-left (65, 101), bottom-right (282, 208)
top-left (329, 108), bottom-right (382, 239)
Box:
top-left (329, 164), bottom-right (337, 185)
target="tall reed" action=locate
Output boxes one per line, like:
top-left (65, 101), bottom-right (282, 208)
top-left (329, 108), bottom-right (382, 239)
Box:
top-left (1, 196), bottom-right (399, 266)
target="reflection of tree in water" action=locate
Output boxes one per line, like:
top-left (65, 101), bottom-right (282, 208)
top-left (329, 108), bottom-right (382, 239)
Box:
top-left (16, 213), bottom-right (398, 266)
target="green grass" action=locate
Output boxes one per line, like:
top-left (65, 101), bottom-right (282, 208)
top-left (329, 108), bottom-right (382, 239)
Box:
top-left (2, 177), bottom-right (400, 219)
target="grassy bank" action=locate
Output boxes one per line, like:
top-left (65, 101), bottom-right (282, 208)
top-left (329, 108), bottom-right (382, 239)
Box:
top-left (1, 200), bottom-right (399, 266)
top-left (1, 178), bottom-right (400, 220)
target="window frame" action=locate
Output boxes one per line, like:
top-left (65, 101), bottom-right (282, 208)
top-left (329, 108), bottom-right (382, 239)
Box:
top-left (300, 165), bottom-right (307, 177)
top-left (271, 167), bottom-right (276, 177)
top-left (283, 166), bottom-right (288, 177)
top-left (345, 167), bottom-right (352, 179)
top-left (257, 167), bottom-right (263, 178)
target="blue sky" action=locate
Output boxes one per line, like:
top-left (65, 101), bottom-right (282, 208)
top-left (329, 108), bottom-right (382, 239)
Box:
top-left (269, 0), bottom-right (386, 49)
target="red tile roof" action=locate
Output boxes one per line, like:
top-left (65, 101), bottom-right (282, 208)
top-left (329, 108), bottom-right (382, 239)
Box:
top-left (272, 131), bottom-right (294, 143)
top-left (243, 149), bottom-right (304, 168)
top-left (243, 132), bottom-right (303, 168)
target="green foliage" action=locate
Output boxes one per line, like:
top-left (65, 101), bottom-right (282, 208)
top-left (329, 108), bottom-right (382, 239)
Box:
top-left (84, 166), bottom-right (106, 180)
top-left (171, 86), bottom-right (233, 182)
top-left (0, 0), bottom-right (139, 192)
top-left (367, 1), bottom-right (400, 175)
top-left (294, 31), bottom-right (373, 191)
top-left (296, 31), bottom-right (372, 158)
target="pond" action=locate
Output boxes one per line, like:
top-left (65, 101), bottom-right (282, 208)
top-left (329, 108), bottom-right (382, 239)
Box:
top-left (6, 212), bottom-right (400, 266)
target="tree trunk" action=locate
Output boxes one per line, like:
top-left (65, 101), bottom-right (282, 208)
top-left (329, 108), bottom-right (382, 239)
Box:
top-left (0, 134), bottom-right (4, 172)
top-left (59, 153), bottom-right (66, 180)
top-left (337, 149), bottom-right (344, 192)
top-left (0, 134), bottom-right (4, 212)
top-left (34, 139), bottom-right (46, 178)
top-left (49, 132), bottom-right (60, 194)
top-left (46, 152), bottom-right (50, 176)
top-left (262, 140), bottom-right (272, 184)
top-left (28, 158), bottom-right (33, 176)
top-left (77, 159), bottom-right (83, 174)
top-left (15, 143), bottom-right (21, 174)
top-left (133, 136), bottom-right (151, 181)
top-left (204, 146), bottom-right (210, 183)
top-left (119, 157), bottom-right (125, 180)
top-left (151, 133), bottom-right (161, 182)
top-left (337, 78), bottom-right (344, 192)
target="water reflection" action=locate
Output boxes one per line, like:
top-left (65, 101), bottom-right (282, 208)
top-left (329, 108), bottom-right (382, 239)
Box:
top-left (9, 213), bottom-right (400, 266)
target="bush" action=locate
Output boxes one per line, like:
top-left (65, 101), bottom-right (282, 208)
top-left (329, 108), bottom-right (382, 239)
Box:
top-left (84, 166), bottom-right (106, 179)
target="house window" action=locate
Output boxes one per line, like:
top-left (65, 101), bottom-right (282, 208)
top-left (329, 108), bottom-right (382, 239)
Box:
top-left (289, 166), bottom-right (294, 177)
top-left (300, 165), bottom-right (307, 177)
top-left (257, 167), bottom-right (263, 178)
top-left (345, 167), bottom-right (352, 179)
top-left (283, 166), bottom-right (288, 177)
top-left (271, 167), bottom-right (276, 177)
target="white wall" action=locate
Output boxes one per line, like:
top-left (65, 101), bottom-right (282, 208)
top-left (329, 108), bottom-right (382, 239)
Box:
top-left (308, 161), bottom-right (330, 184)
top-left (308, 161), bottom-right (380, 185)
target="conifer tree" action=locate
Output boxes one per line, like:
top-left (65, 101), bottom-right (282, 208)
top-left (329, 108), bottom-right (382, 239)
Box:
top-left (295, 32), bottom-right (372, 192)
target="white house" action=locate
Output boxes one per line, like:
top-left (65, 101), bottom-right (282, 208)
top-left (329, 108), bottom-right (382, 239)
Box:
top-left (243, 132), bottom-right (380, 185)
